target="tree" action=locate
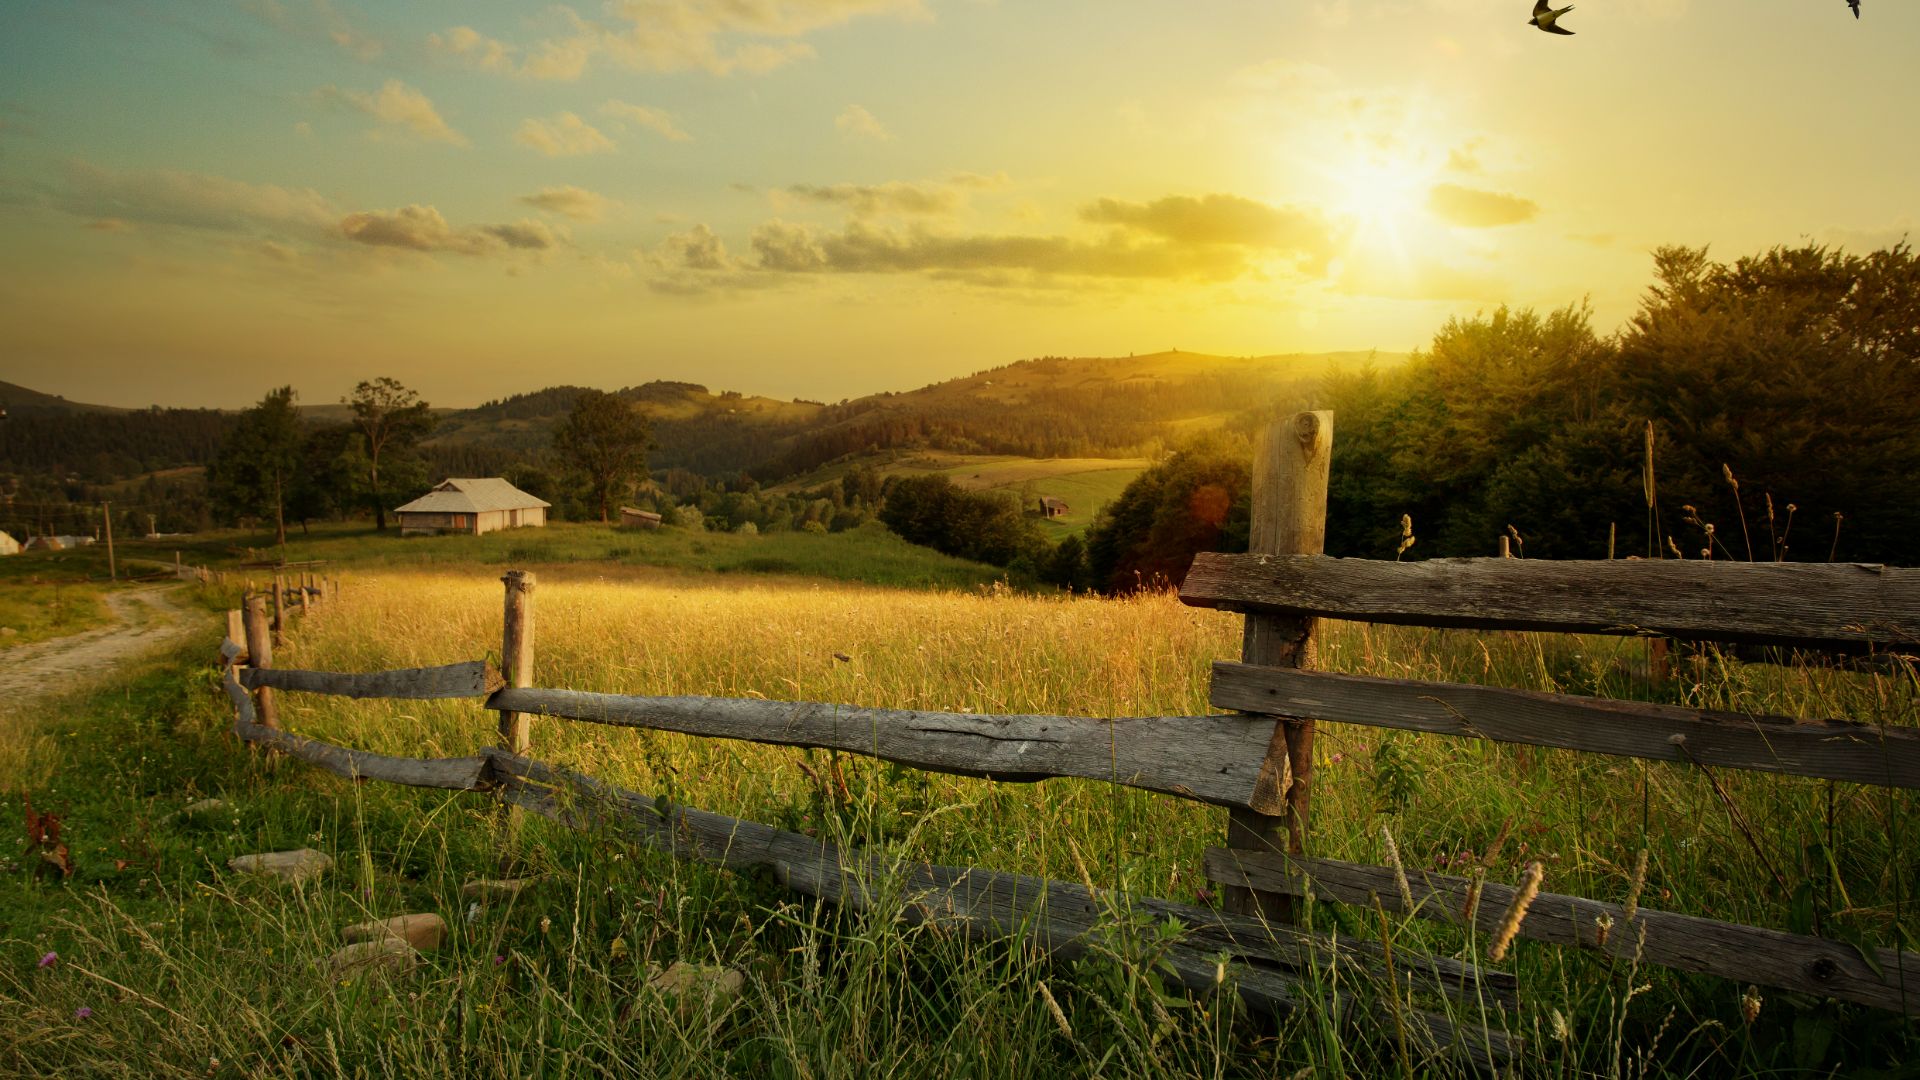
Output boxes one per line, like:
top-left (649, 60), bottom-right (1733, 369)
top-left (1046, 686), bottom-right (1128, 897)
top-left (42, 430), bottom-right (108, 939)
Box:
top-left (553, 389), bottom-right (653, 522)
top-left (208, 386), bottom-right (303, 545)
top-left (345, 377), bottom-right (435, 530)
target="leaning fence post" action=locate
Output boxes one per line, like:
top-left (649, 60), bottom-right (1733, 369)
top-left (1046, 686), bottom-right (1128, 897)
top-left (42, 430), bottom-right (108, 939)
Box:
top-left (242, 593), bottom-right (278, 729)
top-left (499, 570), bottom-right (536, 756)
top-left (1225, 410), bottom-right (1332, 922)
top-left (271, 573), bottom-right (285, 642)
top-left (226, 609), bottom-right (246, 655)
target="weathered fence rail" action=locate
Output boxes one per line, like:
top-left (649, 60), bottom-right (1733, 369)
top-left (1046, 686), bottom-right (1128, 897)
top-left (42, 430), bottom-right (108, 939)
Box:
top-left (209, 409), bottom-right (1920, 1064)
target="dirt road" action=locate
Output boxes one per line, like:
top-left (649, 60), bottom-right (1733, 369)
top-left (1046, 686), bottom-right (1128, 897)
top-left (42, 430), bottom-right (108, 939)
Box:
top-left (0, 586), bottom-right (199, 700)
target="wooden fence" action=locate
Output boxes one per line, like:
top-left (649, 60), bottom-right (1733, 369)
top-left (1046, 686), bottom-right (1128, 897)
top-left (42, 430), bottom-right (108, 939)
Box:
top-left (210, 411), bottom-right (1920, 1064)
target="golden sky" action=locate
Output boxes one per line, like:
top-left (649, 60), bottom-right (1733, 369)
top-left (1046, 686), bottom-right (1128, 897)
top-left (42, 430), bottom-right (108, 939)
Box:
top-left (0, 0), bottom-right (1912, 408)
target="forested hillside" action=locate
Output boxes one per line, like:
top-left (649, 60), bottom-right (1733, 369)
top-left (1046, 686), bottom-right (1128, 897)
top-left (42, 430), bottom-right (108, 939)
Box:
top-left (1081, 241), bottom-right (1920, 590)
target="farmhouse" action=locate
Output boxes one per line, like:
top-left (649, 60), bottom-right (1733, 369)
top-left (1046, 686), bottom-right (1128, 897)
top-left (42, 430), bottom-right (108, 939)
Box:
top-left (1038, 495), bottom-right (1069, 519)
top-left (0, 531), bottom-right (18, 556)
top-left (619, 507), bottom-right (663, 529)
top-left (394, 478), bottom-right (550, 537)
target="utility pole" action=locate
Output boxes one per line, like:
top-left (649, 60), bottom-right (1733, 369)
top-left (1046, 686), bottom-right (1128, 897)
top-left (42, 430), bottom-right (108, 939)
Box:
top-left (103, 500), bottom-right (116, 581)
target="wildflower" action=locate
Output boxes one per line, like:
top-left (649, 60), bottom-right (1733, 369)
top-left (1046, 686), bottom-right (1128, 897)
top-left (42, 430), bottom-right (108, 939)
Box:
top-left (38, 951), bottom-right (57, 969)
top-left (539, 916), bottom-right (552, 933)
top-left (493, 955), bottom-right (506, 965)
top-left (74, 1006), bottom-right (92, 1020)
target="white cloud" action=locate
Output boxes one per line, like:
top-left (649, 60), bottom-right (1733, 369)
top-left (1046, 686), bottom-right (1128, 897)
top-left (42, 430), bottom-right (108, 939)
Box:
top-left (317, 80), bottom-right (468, 146)
top-left (56, 161), bottom-right (337, 234)
top-left (602, 100), bottom-right (692, 142)
top-left (428, 0), bottom-right (923, 81)
top-left (515, 113), bottom-right (615, 157)
top-left (520, 185), bottom-right (613, 221)
top-left (338, 205), bottom-right (558, 255)
top-left (835, 104), bottom-right (892, 142)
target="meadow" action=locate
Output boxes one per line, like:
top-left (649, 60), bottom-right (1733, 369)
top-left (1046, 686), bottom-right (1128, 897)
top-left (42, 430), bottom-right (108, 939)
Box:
top-left (1, 554), bottom-right (1917, 1077)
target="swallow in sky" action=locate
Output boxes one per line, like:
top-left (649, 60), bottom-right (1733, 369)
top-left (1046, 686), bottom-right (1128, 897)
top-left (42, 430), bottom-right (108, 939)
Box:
top-left (1530, 1), bottom-right (1575, 35)
top-left (1847, 0), bottom-right (1860, 18)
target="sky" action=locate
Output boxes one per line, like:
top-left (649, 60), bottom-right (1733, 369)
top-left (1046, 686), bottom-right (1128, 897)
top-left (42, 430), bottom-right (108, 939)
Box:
top-left (0, 0), bottom-right (1913, 410)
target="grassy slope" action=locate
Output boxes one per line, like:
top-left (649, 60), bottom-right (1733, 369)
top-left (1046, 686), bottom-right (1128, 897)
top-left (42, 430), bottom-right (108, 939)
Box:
top-left (0, 583), bottom-right (113, 649)
top-left (2, 552), bottom-right (1915, 1076)
top-left (5, 520), bottom-right (1013, 594)
top-left (769, 452), bottom-right (1149, 539)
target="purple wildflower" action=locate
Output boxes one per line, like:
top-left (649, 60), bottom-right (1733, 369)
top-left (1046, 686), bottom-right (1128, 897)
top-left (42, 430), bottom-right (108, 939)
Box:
top-left (38, 952), bottom-right (57, 969)
top-left (493, 955), bottom-right (506, 965)
top-left (74, 1007), bottom-right (92, 1020)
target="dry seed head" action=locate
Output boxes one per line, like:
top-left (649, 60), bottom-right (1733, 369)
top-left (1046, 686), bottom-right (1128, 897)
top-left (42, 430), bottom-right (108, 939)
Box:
top-left (1594, 912), bottom-right (1613, 949)
top-left (1740, 985), bottom-right (1763, 1024)
top-left (1722, 464), bottom-right (1739, 492)
top-left (1380, 824), bottom-right (1415, 913)
top-left (1038, 981), bottom-right (1074, 1039)
top-left (1487, 861), bottom-right (1544, 963)
top-left (1624, 849), bottom-right (1649, 923)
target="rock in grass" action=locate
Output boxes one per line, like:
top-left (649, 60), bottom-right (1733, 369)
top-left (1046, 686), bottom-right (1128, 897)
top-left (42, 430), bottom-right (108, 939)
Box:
top-left (228, 849), bottom-right (332, 885)
top-left (460, 877), bottom-right (540, 902)
top-left (323, 938), bottom-right (419, 980)
top-left (647, 961), bottom-right (745, 1005)
top-left (167, 798), bottom-right (227, 823)
top-left (343, 913), bottom-right (446, 951)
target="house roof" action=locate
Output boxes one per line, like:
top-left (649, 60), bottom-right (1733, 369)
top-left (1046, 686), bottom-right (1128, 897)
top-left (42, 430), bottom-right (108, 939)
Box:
top-left (1039, 496), bottom-right (1069, 509)
top-left (394, 478), bottom-right (551, 515)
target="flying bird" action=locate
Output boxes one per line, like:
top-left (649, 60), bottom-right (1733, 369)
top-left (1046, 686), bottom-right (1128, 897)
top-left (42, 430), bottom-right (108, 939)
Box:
top-left (1847, 0), bottom-right (1860, 18)
top-left (1529, 0), bottom-right (1575, 35)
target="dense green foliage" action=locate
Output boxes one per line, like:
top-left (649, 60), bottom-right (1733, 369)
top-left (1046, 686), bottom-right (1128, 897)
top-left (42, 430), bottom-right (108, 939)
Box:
top-left (553, 390), bottom-right (656, 523)
top-left (1070, 240), bottom-right (1920, 592)
top-left (206, 387), bottom-right (304, 545)
top-left (1327, 242), bottom-right (1920, 564)
top-left (345, 377), bottom-right (436, 531)
top-left (876, 474), bottom-right (1049, 569)
top-left (1083, 432), bottom-right (1253, 592)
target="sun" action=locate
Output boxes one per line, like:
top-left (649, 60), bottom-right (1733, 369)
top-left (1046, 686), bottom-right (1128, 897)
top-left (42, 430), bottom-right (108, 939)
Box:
top-left (1326, 146), bottom-right (1436, 263)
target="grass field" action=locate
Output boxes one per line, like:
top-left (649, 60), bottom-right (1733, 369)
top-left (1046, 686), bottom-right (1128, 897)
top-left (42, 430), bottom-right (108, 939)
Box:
top-left (3, 520), bottom-right (1013, 593)
top-left (768, 452), bottom-right (1150, 538)
top-left (0, 582), bottom-right (113, 649)
top-left (1, 562), bottom-right (1916, 1077)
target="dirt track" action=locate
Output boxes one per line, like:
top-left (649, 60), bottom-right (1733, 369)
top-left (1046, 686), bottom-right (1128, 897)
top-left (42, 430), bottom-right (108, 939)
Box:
top-left (0, 586), bottom-right (198, 701)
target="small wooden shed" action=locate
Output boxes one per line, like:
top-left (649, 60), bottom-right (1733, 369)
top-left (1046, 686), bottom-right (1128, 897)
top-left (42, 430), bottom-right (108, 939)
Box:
top-left (394, 478), bottom-right (550, 537)
top-left (1038, 496), bottom-right (1069, 519)
top-left (619, 507), bottom-right (663, 529)
top-left (0, 531), bottom-right (19, 556)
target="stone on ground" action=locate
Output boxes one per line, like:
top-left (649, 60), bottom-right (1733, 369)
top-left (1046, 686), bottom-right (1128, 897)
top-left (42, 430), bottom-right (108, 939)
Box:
top-left (647, 961), bottom-right (745, 1005)
top-left (343, 913), bottom-right (446, 951)
top-left (460, 877), bottom-right (540, 902)
top-left (228, 848), bottom-right (332, 884)
top-left (170, 797), bottom-right (227, 821)
top-left (323, 938), bottom-right (419, 979)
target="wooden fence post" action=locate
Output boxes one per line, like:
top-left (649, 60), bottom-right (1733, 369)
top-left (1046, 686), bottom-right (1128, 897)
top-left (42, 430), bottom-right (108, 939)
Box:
top-left (499, 570), bottom-right (536, 756)
top-left (242, 593), bottom-right (278, 729)
top-left (271, 573), bottom-right (285, 642)
top-left (1225, 410), bottom-right (1332, 921)
top-left (226, 609), bottom-right (245, 654)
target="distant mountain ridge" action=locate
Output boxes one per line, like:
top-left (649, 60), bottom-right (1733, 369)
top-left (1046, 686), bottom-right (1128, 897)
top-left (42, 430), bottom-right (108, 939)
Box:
top-left (2, 349), bottom-right (1405, 482)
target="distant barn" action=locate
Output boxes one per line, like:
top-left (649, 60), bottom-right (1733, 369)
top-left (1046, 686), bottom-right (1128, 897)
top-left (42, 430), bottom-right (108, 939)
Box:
top-left (23, 535), bottom-right (94, 551)
top-left (394, 478), bottom-right (550, 537)
top-left (1038, 496), bottom-right (1069, 519)
top-left (619, 507), bottom-right (663, 529)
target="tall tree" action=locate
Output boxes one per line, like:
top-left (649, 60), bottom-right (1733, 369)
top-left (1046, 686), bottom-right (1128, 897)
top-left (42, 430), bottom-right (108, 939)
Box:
top-left (208, 386), bottom-right (303, 545)
top-left (345, 377), bottom-right (435, 530)
top-left (553, 389), bottom-right (653, 522)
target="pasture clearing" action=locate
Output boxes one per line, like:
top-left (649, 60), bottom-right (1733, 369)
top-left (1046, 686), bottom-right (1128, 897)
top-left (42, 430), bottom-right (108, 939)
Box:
top-left (3, 564), bottom-right (1915, 1076)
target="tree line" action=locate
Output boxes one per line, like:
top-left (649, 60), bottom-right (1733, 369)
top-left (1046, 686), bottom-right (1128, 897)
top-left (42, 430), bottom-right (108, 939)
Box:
top-left (1067, 241), bottom-right (1920, 592)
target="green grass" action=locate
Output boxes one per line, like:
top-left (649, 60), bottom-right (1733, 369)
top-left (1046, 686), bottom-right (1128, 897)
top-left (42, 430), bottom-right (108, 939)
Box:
top-left (1, 569), bottom-right (1917, 1077)
top-left (3, 520), bottom-right (1013, 593)
top-left (0, 582), bottom-right (113, 649)
top-left (765, 451), bottom-right (1149, 538)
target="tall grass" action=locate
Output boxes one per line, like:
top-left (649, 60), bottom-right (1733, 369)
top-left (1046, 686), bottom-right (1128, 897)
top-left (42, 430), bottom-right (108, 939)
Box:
top-left (3, 567), bottom-right (1916, 1076)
